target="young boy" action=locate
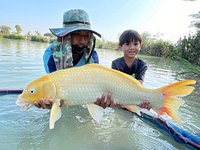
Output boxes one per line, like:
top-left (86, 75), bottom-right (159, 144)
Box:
top-left (111, 30), bottom-right (151, 109)
top-left (112, 30), bottom-right (147, 85)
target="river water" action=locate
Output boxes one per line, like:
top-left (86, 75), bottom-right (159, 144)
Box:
top-left (0, 38), bottom-right (199, 150)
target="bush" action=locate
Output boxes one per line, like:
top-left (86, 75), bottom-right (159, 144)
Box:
top-left (3, 34), bottom-right (26, 40)
top-left (30, 35), bottom-right (49, 43)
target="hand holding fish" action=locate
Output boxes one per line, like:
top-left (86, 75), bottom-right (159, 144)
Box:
top-left (34, 98), bottom-right (64, 109)
top-left (137, 100), bottom-right (152, 110)
top-left (34, 92), bottom-right (152, 110)
top-left (94, 92), bottom-right (122, 108)
top-left (34, 93), bottom-right (118, 109)
top-left (94, 93), bottom-right (152, 109)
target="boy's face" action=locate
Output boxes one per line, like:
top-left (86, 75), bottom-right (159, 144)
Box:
top-left (121, 40), bottom-right (141, 58)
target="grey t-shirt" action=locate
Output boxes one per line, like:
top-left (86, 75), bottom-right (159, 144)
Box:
top-left (112, 57), bottom-right (147, 81)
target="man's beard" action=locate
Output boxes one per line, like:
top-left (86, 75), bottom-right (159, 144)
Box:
top-left (72, 45), bottom-right (89, 54)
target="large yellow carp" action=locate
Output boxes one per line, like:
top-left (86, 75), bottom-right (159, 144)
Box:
top-left (16, 64), bottom-right (196, 129)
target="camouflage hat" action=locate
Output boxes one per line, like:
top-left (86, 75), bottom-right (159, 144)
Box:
top-left (50, 9), bottom-right (101, 37)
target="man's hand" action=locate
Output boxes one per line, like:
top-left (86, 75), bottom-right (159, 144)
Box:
top-left (94, 93), bottom-right (123, 109)
top-left (34, 98), bottom-right (64, 109)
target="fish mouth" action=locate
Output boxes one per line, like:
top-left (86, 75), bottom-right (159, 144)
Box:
top-left (16, 98), bottom-right (32, 109)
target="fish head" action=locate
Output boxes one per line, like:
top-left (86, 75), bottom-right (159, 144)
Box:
top-left (16, 75), bottom-right (56, 109)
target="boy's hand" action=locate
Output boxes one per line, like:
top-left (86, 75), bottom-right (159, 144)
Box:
top-left (137, 100), bottom-right (152, 110)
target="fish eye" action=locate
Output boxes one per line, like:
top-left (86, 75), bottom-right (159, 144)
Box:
top-left (29, 88), bottom-right (36, 94)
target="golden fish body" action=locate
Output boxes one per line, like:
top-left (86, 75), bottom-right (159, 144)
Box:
top-left (16, 64), bottom-right (196, 129)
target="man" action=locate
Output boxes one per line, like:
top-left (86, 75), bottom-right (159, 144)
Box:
top-left (43, 9), bottom-right (100, 73)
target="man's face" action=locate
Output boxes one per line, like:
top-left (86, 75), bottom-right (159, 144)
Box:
top-left (71, 31), bottom-right (91, 47)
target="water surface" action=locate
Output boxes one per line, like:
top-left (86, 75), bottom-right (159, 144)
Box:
top-left (0, 38), bottom-right (199, 150)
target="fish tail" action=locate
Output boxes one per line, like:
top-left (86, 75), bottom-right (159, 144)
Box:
top-left (157, 80), bottom-right (196, 122)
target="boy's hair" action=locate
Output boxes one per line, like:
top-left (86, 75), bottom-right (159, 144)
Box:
top-left (119, 30), bottom-right (142, 46)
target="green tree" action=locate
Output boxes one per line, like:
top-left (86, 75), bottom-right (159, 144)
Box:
top-left (0, 25), bottom-right (11, 35)
top-left (190, 11), bottom-right (200, 31)
top-left (35, 31), bottom-right (41, 36)
top-left (178, 33), bottom-right (200, 65)
top-left (150, 40), bottom-right (173, 57)
top-left (175, 11), bottom-right (200, 65)
top-left (15, 25), bottom-right (22, 34)
top-left (44, 32), bottom-right (54, 37)
top-left (141, 32), bottom-right (152, 55)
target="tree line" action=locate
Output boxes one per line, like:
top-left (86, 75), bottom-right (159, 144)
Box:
top-left (0, 25), bottom-right (56, 43)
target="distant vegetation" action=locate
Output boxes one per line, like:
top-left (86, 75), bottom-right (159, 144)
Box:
top-left (0, 25), bottom-right (56, 43)
top-left (3, 33), bottom-right (26, 40)
top-left (0, 11), bottom-right (200, 78)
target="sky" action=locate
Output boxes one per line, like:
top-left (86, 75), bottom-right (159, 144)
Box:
top-left (0, 0), bottom-right (199, 43)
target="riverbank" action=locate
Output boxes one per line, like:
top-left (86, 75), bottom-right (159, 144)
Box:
top-left (0, 33), bottom-right (55, 43)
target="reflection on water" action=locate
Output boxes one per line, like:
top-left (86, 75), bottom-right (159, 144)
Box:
top-left (0, 38), bottom-right (47, 88)
top-left (0, 38), bottom-right (199, 150)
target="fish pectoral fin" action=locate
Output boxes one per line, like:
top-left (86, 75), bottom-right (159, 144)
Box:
top-left (87, 104), bottom-right (104, 123)
top-left (49, 101), bottom-right (62, 129)
top-left (124, 105), bottom-right (142, 116)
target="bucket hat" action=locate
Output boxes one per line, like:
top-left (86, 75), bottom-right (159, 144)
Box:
top-left (50, 9), bottom-right (101, 37)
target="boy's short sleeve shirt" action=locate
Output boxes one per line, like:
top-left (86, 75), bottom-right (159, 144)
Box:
top-left (112, 57), bottom-right (147, 81)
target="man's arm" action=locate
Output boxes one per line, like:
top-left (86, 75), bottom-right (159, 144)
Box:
top-left (91, 50), bottom-right (99, 63)
top-left (43, 46), bottom-right (57, 73)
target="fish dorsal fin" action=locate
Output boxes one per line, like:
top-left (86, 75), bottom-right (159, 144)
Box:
top-left (87, 104), bottom-right (104, 123)
top-left (49, 101), bottom-right (62, 129)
